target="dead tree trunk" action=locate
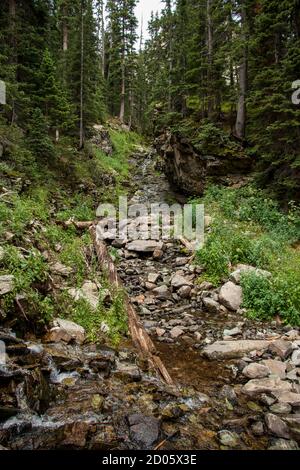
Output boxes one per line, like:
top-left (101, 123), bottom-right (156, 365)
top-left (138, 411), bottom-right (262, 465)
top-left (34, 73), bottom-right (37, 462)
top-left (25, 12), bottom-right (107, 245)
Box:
top-left (90, 226), bottom-right (174, 386)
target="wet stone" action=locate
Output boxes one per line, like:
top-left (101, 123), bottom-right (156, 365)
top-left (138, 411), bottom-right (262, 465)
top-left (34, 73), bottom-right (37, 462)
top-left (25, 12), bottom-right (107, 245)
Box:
top-left (128, 414), bottom-right (160, 448)
top-left (265, 413), bottom-right (290, 439)
top-left (218, 430), bottom-right (239, 448)
top-left (269, 403), bottom-right (292, 415)
top-left (268, 439), bottom-right (299, 451)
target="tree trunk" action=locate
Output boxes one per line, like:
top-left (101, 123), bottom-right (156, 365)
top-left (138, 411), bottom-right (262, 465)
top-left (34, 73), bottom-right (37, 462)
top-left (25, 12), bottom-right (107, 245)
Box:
top-left (101, 1), bottom-right (105, 77)
top-left (235, 2), bottom-right (248, 140)
top-left (206, 0), bottom-right (214, 119)
top-left (9, 0), bottom-right (16, 124)
top-left (63, 16), bottom-right (69, 52)
top-left (119, 15), bottom-right (126, 123)
top-left (119, 57), bottom-right (125, 123)
top-left (79, 1), bottom-right (84, 149)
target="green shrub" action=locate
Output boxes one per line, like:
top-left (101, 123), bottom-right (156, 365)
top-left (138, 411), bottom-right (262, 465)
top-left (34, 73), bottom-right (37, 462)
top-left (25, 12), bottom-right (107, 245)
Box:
top-left (241, 271), bottom-right (300, 326)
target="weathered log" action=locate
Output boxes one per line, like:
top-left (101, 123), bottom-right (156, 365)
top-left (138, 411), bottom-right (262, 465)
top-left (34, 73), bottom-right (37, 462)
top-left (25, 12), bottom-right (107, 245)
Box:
top-left (89, 225), bottom-right (173, 385)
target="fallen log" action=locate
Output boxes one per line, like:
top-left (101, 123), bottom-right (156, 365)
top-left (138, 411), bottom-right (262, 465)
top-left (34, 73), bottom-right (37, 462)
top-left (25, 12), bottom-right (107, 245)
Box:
top-left (90, 225), bottom-right (173, 385)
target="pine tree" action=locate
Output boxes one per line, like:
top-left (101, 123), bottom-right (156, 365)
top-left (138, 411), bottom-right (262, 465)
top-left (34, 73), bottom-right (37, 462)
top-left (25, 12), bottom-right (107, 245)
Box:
top-left (36, 48), bottom-right (74, 140)
top-left (27, 108), bottom-right (56, 159)
top-left (106, 0), bottom-right (138, 123)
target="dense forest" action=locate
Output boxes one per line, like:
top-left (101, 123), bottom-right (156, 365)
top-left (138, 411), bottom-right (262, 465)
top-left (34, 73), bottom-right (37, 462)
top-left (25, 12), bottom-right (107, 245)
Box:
top-left (1, 1), bottom-right (300, 197)
top-left (1, 0), bottom-right (300, 454)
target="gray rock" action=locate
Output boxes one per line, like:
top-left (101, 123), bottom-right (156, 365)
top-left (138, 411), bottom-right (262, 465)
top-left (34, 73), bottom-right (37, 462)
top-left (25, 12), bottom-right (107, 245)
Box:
top-left (152, 285), bottom-right (171, 300)
top-left (171, 273), bottom-right (193, 289)
top-left (260, 394), bottom-right (276, 406)
top-left (283, 415), bottom-right (300, 440)
top-left (114, 363), bottom-right (141, 382)
top-left (128, 414), bottom-right (159, 447)
top-left (0, 247), bottom-right (4, 262)
top-left (178, 286), bottom-right (192, 299)
top-left (268, 439), bottom-right (299, 451)
top-left (0, 275), bottom-right (14, 296)
top-left (49, 262), bottom-right (73, 276)
top-left (223, 327), bottom-right (242, 337)
top-left (218, 430), bottom-right (239, 448)
top-left (202, 339), bottom-right (272, 360)
top-left (68, 281), bottom-right (99, 310)
top-left (269, 339), bottom-right (293, 360)
top-left (265, 413), bottom-right (290, 439)
top-left (203, 298), bottom-right (220, 314)
top-left (261, 359), bottom-right (286, 379)
top-left (147, 273), bottom-right (160, 284)
top-left (170, 326), bottom-right (184, 339)
top-left (198, 281), bottom-right (214, 291)
top-left (270, 403), bottom-right (292, 414)
top-left (126, 240), bottom-right (164, 253)
top-left (251, 422), bottom-right (264, 436)
top-left (274, 392), bottom-right (300, 407)
top-left (230, 264), bottom-right (271, 284)
top-left (242, 363), bottom-right (270, 379)
top-left (220, 385), bottom-right (238, 405)
top-left (45, 318), bottom-right (85, 344)
top-left (175, 257), bottom-right (189, 267)
top-left (242, 377), bottom-right (292, 396)
top-left (219, 281), bottom-right (242, 311)
top-left (156, 328), bottom-right (166, 337)
top-left (291, 349), bottom-right (300, 367)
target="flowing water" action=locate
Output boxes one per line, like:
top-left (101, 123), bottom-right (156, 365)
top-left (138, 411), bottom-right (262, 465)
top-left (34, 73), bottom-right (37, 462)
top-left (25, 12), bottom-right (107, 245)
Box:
top-left (0, 149), bottom-right (293, 450)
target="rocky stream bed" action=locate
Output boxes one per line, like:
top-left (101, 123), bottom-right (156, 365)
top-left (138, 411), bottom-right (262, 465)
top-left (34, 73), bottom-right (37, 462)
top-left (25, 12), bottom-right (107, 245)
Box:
top-left (1, 149), bottom-right (300, 451)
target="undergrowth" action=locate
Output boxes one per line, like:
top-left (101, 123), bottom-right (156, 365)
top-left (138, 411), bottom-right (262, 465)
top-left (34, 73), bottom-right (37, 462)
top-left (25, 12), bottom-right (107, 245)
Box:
top-left (0, 124), bottom-right (138, 342)
top-left (194, 185), bottom-right (300, 324)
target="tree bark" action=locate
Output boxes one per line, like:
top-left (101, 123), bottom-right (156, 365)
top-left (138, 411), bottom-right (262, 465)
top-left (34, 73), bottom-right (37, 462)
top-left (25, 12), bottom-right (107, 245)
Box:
top-left (9, 0), bottom-right (17, 124)
top-left (62, 6), bottom-right (68, 52)
top-left (79, 0), bottom-right (84, 149)
top-left (235, 2), bottom-right (248, 140)
top-left (119, 57), bottom-right (125, 123)
top-left (206, 0), bottom-right (214, 119)
top-left (90, 226), bottom-right (173, 386)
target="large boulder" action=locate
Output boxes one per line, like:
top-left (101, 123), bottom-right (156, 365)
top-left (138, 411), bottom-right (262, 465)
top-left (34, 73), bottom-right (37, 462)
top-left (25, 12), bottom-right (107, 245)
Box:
top-left (202, 339), bottom-right (272, 360)
top-left (154, 131), bottom-right (252, 196)
top-left (126, 240), bottom-right (164, 253)
top-left (242, 377), bottom-right (292, 396)
top-left (218, 281), bottom-right (243, 311)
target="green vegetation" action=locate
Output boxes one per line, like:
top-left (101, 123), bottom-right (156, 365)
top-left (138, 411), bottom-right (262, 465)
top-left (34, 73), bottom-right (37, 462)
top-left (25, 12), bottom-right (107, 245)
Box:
top-left (194, 185), bottom-right (300, 324)
top-left (0, 124), bottom-right (138, 343)
top-left (95, 129), bottom-right (143, 182)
